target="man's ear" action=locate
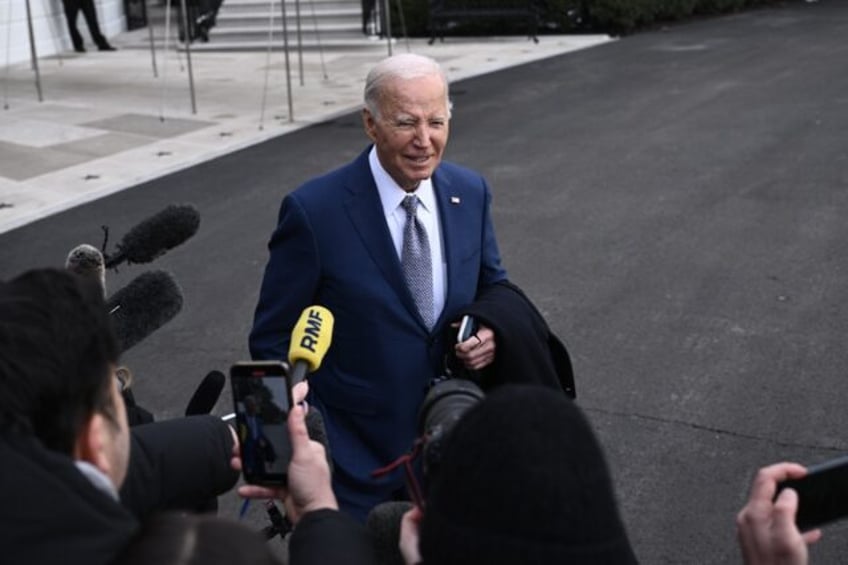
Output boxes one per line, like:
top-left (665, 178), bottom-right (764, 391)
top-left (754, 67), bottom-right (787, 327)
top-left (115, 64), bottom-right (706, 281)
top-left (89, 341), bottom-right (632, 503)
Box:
top-left (362, 108), bottom-right (377, 142)
top-left (73, 413), bottom-right (113, 477)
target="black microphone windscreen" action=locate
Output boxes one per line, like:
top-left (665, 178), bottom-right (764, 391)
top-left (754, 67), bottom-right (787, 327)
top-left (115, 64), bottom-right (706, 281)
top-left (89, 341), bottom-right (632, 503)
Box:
top-left (66, 244), bottom-right (106, 295)
top-left (367, 501), bottom-right (413, 565)
top-left (107, 270), bottom-right (183, 353)
top-left (305, 408), bottom-right (333, 473)
top-left (106, 204), bottom-right (200, 268)
top-left (185, 370), bottom-right (226, 416)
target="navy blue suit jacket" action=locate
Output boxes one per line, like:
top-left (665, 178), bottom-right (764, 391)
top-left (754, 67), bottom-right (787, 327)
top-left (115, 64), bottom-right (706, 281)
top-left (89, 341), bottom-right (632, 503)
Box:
top-left (250, 147), bottom-right (507, 519)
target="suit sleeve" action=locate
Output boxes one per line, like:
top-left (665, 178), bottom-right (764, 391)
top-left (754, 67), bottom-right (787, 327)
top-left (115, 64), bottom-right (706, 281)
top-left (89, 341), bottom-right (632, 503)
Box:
top-left (120, 416), bottom-right (239, 521)
top-left (478, 178), bottom-right (508, 289)
top-left (250, 194), bottom-right (321, 361)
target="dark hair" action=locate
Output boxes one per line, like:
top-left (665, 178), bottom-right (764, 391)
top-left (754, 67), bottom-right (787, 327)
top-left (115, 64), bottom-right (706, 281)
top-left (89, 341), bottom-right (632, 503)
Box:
top-left (116, 513), bottom-right (280, 565)
top-left (0, 268), bottom-right (119, 455)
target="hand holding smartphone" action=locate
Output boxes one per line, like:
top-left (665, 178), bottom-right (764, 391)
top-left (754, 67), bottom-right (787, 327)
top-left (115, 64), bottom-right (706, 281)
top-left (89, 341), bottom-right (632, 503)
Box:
top-left (457, 314), bottom-right (478, 344)
top-left (777, 454), bottom-right (848, 531)
top-left (230, 361), bottom-right (294, 486)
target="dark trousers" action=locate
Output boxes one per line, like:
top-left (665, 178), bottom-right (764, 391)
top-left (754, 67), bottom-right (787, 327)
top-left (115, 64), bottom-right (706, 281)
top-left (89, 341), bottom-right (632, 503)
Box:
top-left (62, 0), bottom-right (109, 50)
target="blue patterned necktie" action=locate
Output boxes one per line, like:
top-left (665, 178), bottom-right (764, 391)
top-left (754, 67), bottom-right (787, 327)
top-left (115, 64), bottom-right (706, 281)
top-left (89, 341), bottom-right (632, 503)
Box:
top-left (401, 195), bottom-right (434, 328)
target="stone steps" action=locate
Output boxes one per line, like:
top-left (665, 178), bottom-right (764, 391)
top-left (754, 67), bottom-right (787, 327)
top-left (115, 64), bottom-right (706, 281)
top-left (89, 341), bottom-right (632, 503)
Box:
top-left (209, 0), bottom-right (368, 50)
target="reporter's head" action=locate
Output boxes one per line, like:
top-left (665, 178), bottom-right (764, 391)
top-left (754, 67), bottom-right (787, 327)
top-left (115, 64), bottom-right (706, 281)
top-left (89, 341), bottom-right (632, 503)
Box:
top-left (0, 268), bottom-right (130, 488)
top-left (419, 384), bottom-right (637, 565)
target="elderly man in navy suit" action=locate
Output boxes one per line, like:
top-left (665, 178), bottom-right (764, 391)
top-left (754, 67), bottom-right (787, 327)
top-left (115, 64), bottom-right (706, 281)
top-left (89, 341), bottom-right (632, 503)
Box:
top-left (250, 53), bottom-right (507, 521)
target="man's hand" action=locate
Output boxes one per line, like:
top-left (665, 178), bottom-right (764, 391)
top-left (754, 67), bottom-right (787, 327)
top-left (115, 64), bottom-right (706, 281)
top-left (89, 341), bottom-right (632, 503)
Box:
top-left (399, 506), bottom-right (423, 565)
top-left (455, 324), bottom-right (496, 371)
top-left (237, 382), bottom-right (337, 524)
top-left (737, 462), bottom-right (822, 565)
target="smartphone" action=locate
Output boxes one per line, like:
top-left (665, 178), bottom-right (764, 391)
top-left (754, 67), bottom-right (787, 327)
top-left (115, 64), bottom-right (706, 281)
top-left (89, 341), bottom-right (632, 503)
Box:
top-left (230, 361), bottom-right (294, 486)
top-left (457, 315), bottom-right (478, 344)
top-left (777, 454), bottom-right (848, 531)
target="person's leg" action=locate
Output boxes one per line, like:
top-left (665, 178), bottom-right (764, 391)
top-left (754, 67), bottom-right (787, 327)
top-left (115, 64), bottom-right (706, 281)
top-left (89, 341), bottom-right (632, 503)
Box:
top-left (62, 0), bottom-right (85, 52)
top-left (79, 0), bottom-right (115, 50)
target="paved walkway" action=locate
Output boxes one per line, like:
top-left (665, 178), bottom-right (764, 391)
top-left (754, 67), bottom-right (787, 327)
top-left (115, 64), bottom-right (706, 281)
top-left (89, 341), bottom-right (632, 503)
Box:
top-left (0, 29), bottom-right (611, 234)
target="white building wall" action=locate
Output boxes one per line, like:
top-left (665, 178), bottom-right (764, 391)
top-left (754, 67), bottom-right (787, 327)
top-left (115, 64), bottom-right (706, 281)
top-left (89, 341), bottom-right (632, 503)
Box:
top-left (1, 0), bottom-right (125, 66)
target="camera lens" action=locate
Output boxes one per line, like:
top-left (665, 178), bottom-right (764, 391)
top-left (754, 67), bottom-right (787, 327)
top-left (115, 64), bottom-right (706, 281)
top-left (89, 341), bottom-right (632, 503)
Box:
top-left (418, 379), bottom-right (484, 479)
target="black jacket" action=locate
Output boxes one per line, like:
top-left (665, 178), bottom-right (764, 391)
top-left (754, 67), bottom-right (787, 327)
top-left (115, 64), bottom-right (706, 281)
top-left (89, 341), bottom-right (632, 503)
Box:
top-left (0, 416), bottom-right (238, 565)
top-left (121, 415), bottom-right (240, 521)
top-left (452, 281), bottom-right (576, 397)
top-left (0, 434), bottom-right (138, 565)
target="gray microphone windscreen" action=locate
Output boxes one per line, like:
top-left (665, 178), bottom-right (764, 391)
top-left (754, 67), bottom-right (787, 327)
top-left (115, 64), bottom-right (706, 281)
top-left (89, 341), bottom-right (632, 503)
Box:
top-left (105, 204), bottom-right (200, 269)
top-left (65, 244), bottom-right (106, 296)
top-left (367, 501), bottom-right (413, 565)
top-left (305, 408), bottom-right (333, 472)
top-left (106, 270), bottom-right (183, 353)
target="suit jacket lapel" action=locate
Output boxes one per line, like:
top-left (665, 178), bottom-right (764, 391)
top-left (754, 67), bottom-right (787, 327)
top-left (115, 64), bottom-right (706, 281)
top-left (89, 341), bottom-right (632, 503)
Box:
top-left (433, 167), bottom-right (461, 328)
top-left (343, 150), bottom-right (426, 328)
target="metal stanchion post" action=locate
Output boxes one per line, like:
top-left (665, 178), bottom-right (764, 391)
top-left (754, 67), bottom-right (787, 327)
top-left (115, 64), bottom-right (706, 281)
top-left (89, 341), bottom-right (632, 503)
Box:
top-left (394, 0), bottom-right (409, 52)
top-left (159, 0), bottom-right (174, 121)
top-left (294, 0), bottom-right (304, 86)
top-left (383, 0), bottom-right (392, 56)
top-left (258, 0), bottom-right (276, 129)
top-left (178, 0), bottom-right (197, 114)
top-left (308, 0), bottom-right (327, 79)
top-left (280, 0), bottom-right (295, 122)
top-left (3, 0), bottom-right (14, 109)
top-left (148, 15), bottom-right (159, 77)
top-left (24, 0), bottom-right (43, 102)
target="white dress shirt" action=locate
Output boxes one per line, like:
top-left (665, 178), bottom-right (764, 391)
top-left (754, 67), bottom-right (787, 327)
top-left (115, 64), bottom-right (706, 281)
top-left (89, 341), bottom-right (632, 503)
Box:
top-left (75, 460), bottom-right (119, 501)
top-left (369, 146), bottom-right (446, 325)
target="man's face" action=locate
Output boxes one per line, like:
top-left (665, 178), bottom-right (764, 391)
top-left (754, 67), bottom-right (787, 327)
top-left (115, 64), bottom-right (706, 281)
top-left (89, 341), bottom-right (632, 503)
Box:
top-left (104, 372), bottom-right (130, 488)
top-left (363, 73), bottom-right (450, 192)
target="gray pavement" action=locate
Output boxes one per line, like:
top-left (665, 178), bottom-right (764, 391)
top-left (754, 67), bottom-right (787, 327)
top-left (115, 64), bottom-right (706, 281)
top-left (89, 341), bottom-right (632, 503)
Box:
top-left (4, 0), bottom-right (848, 563)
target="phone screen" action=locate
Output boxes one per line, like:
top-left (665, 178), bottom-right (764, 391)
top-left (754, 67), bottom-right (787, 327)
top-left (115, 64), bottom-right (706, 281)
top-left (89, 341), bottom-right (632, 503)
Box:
top-left (230, 362), bottom-right (293, 486)
top-left (777, 454), bottom-right (848, 531)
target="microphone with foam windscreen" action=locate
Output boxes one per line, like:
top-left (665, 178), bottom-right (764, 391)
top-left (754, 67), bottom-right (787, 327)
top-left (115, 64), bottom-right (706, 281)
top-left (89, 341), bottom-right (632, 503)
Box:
top-left (185, 370), bottom-right (226, 416)
top-left (287, 306), bottom-right (334, 385)
top-left (367, 501), bottom-right (414, 565)
top-left (304, 408), bottom-right (333, 472)
top-left (104, 204), bottom-right (200, 269)
top-left (107, 270), bottom-right (183, 353)
top-left (65, 244), bottom-right (106, 296)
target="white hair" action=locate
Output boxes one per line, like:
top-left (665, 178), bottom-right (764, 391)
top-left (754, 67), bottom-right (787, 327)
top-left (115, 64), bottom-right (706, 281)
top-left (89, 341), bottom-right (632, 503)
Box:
top-left (364, 53), bottom-right (452, 119)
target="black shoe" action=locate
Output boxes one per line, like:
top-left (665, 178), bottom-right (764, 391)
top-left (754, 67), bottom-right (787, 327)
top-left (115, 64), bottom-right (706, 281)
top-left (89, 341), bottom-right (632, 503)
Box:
top-left (97, 43), bottom-right (117, 51)
top-left (74, 44), bottom-right (86, 53)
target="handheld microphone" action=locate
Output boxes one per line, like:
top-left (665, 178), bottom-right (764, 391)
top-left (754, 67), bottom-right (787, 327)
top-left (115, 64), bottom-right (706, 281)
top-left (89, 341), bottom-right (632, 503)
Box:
top-left (65, 244), bottom-right (106, 296)
top-left (287, 306), bottom-right (334, 385)
top-left (106, 270), bottom-right (183, 352)
top-left (367, 501), bottom-right (414, 565)
top-left (185, 370), bottom-right (226, 416)
top-left (304, 408), bottom-right (333, 472)
top-left (104, 204), bottom-right (200, 269)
